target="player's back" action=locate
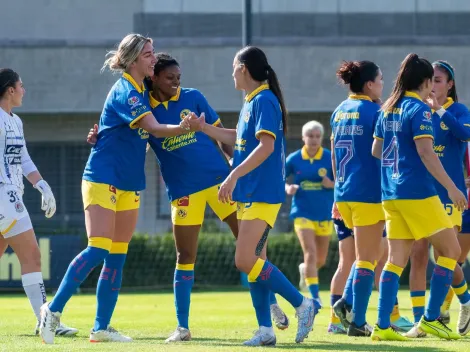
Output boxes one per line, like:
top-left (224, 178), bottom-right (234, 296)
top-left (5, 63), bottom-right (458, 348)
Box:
top-left (83, 75), bottom-right (151, 191)
top-left (375, 92), bottom-right (436, 200)
top-left (330, 95), bottom-right (381, 203)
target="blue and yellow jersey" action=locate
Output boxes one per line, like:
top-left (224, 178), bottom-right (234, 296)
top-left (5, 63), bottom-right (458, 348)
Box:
top-left (232, 84), bottom-right (286, 204)
top-left (286, 147), bottom-right (334, 221)
top-left (433, 98), bottom-right (470, 204)
top-left (330, 95), bottom-right (381, 203)
top-left (83, 73), bottom-right (152, 191)
top-left (147, 87), bottom-right (230, 201)
top-left (374, 92), bottom-right (436, 200)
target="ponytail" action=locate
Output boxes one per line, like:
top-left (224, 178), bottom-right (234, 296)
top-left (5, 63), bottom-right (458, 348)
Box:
top-left (266, 66), bottom-right (288, 135)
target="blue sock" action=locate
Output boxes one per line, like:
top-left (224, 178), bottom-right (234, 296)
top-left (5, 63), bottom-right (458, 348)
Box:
top-left (269, 291), bottom-right (277, 305)
top-left (249, 281), bottom-right (272, 327)
top-left (49, 238), bottom-right (111, 313)
top-left (377, 262), bottom-right (403, 329)
top-left (452, 279), bottom-right (470, 305)
top-left (343, 261), bottom-right (356, 306)
top-left (425, 256), bottom-right (456, 321)
top-left (331, 294), bottom-right (342, 307)
top-left (249, 259), bottom-right (303, 308)
top-left (352, 261), bottom-right (375, 327)
top-left (410, 291), bottom-right (425, 323)
top-left (306, 277), bottom-right (319, 299)
top-left (94, 242), bottom-right (128, 331)
top-left (174, 263), bottom-right (195, 329)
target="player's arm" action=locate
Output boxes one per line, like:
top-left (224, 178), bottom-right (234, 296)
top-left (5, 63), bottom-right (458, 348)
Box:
top-left (200, 121), bottom-right (237, 146)
top-left (215, 121), bottom-right (234, 158)
top-left (134, 113), bottom-right (192, 138)
top-left (438, 108), bottom-right (470, 141)
top-left (231, 133), bottom-right (274, 179)
top-left (372, 138), bottom-right (383, 159)
top-left (284, 154), bottom-right (298, 195)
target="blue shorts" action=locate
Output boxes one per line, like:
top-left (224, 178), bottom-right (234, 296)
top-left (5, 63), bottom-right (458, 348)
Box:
top-left (334, 218), bottom-right (386, 240)
top-left (461, 209), bottom-right (470, 234)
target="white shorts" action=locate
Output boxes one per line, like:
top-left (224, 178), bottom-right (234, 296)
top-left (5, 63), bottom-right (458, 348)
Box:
top-left (0, 184), bottom-right (32, 239)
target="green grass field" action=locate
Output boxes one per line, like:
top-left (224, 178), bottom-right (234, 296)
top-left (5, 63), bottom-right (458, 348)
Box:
top-left (0, 289), bottom-right (467, 351)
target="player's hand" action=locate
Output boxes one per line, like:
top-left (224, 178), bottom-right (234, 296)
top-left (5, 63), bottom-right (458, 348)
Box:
top-left (332, 203), bottom-right (342, 220)
top-left (188, 112), bottom-right (206, 132)
top-left (34, 179), bottom-right (56, 218)
top-left (322, 175), bottom-right (334, 188)
top-left (179, 114), bottom-right (191, 131)
top-left (448, 186), bottom-right (467, 212)
top-left (425, 92), bottom-right (441, 111)
top-left (465, 177), bottom-right (470, 189)
top-left (286, 184), bottom-right (299, 195)
top-left (218, 172), bottom-right (238, 203)
top-left (87, 124), bottom-right (98, 145)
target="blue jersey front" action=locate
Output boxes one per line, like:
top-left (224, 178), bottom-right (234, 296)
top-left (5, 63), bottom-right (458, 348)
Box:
top-left (83, 73), bottom-right (152, 191)
top-left (286, 147), bottom-right (334, 221)
top-left (374, 92), bottom-right (436, 200)
top-left (330, 95), bottom-right (381, 203)
top-left (232, 85), bottom-right (286, 204)
top-left (147, 87), bottom-right (230, 201)
top-left (433, 98), bottom-right (470, 204)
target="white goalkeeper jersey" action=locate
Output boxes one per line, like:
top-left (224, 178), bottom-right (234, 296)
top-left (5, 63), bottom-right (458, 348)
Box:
top-left (0, 107), bottom-right (35, 191)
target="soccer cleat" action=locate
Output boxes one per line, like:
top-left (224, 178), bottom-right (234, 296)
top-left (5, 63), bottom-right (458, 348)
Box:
top-left (298, 263), bottom-right (306, 291)
top-left (418, 316), bottom-right (461, 340)
top-left (35, 321), bottom-right (79, 336)
top-left (391, 316), bottom-right (414, 333)
top-left (347, 322), bottom-right (373, 337)
top-left (457, 303), bottom-right (470, 336)
top-left (333, 298), bottom-right (352, 329)
top-left (89, 326), bottom-right (132, 343)
top-left (243, 329), bottom-right (276, 346)
top-left (39, 302), bottom-right (61, 344)
top-left (294, 298), bottom-right (320, 343)
top-left (403, 323), bottom-right (427, 338)
top-left (270, 303), bottom-right (289, 330)
top-left (371, 325), bottom-right (409, 341)
top-left (165, 327), bottom-right (192, 343)
top-left (440, 310), bottom-right (450, 324)
top-left (327, 322), bottom-right (347, 334)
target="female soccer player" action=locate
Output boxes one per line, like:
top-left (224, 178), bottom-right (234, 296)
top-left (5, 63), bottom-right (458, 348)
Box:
top-left (0, 68), bottom-right (77, 337)
top-left (87, 52), bottom-right (290, 342)
top-left (285, 121), bottom-right (334, 303)
top-left (189, 46), bottom-right (318, 346)
top-left (39, 34), bottom-right (195, 344)
top-left (330, 60), bottom-right (386, 337)
top-left (371, 53), bottom-right (465, 341)
top-left (405, 60), bottom-right (470, 338)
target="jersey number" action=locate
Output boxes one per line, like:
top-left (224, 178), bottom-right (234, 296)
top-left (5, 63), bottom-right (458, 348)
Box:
top-left (7, 190), bottom-right (19, 203)
top-left (335, 140), bottom-right (353, 183)
top-left (382, 136), bottom-right (399, 179)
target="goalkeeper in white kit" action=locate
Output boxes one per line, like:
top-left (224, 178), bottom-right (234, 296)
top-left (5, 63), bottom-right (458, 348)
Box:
top-left (0, 68), bottom-right (77, 336)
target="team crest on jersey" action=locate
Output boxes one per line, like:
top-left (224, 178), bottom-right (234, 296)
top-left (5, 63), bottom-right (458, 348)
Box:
top-left (423, 111), bottom-right (431, 121)
top-left (180, 109), bottom-right (191, 120)
top-left (318, 168), bottom-right (327, 177)
top-left (178, 209), bottom-right (187, 218)
top-left (243, 111), bottom-right (250, 123)
top-left (440, 121), bottom-right (449, 130)
top-left (128, 96), bottom-right (141, 109)
top-left (15, 201), bottom-right (24, 213)
top-left (110, 195), bottom-right (116, 204)
top-left (177, 196), bottom-right (190, 207)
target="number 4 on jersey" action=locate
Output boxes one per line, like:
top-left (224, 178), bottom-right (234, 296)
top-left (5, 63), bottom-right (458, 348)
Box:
top-left (383, 136), bottom-right (399, 179)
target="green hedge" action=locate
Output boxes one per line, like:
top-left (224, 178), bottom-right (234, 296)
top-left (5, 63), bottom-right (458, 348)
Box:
top-left (82, 232), bottom-right (340, 290)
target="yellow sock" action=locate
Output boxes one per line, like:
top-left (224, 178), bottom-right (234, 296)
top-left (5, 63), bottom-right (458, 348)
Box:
top-left (441, 288), bottom-right (455, 312)
top-left (330, 307), bottom-right (341, 324)
top-left (390, 304), bottom-right (400, 322)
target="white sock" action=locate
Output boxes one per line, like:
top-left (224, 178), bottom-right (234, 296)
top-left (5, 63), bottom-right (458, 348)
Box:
top-left (259, 325), bottom-right (274, 335)
top-left (22, 272), bottom-right (47, 321)
top-left (295, 297), bottom-right (307, 313)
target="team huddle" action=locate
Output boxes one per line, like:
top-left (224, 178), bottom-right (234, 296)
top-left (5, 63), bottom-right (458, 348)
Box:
top-left (0, 32), bottom-right (469, 346)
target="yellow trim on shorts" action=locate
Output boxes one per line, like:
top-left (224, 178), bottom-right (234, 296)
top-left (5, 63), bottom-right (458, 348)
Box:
top-left (176, 263), bottom-right (195, 271)
top-left (305, 277), bottom-right (319, 285)
top-left (384, 262), bottom-right (404, 276)
top-left (1, 220), bottom-right (17, 236)
top-left (88, 237), bottom-right (112, 251)
top-left (437, 256), bottom-right (457, 271)
top-left (356, 261), bottom-right (375, 271)
top-left (248, 258), bottom-right (265, 282)
top-left (453, 283), bottom-right (468, 296)
top-left (110, 242), bottom-right (129, 254)
top-left (411, 296), bottom-right (425, 307)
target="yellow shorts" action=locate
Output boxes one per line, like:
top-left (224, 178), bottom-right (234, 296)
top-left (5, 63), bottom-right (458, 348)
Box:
top-left (383, 196), bottom-right (453, 240)
top-left (82, 180), bottom-right (140, 212)
top-left (336, 202), bottom-right (385, 229)
top-left (443, 203), bottom-right (462, 230)
top-left (237, 202), bottom-right (282, 228)
top-left (293, 218), bottom-right (333, 236)
top-left (171, 184), bottom-right (236, 226)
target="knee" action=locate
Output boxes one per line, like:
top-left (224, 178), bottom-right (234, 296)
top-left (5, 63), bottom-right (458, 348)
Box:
top-left (304, 248), bottom-right (315, 264)
top-left (316, 255), bottom-right (327, 269)
top-left (176, 247), bottom-right (196, 264)
top-left (235, 250), bottom-right (256, 274)
top-left (21, 247), bottom-right (42, 271)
